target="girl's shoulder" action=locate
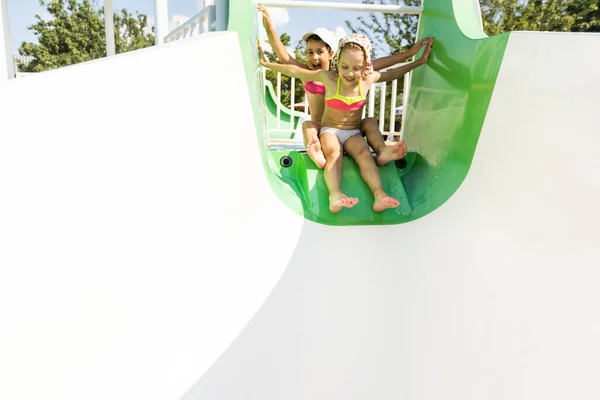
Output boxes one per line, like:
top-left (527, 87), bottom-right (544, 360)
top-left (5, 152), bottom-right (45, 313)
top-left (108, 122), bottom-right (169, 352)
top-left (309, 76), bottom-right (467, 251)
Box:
top-left (321, 70), bottom-right (338, 83)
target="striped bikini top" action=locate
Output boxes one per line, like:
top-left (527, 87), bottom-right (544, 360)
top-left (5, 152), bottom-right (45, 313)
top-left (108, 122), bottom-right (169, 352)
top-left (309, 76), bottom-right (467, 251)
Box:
top-left (324, 76), bottom-right (366, 111)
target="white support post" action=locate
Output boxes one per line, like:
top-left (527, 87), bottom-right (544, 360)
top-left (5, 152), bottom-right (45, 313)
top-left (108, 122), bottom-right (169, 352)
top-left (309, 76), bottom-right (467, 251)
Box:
top-left (367, 84), bottom-right (376, 117)
top-left (213, 0), bottom-right (228, 31)
top-left (202, 0), bottom-right (213, 34)
top-left (389, 79), bottom-right (398, 138)
top-left (290, 77), bottom-right (295, 131)
top-left (0, 0), bottom-right (15, 82)
top-left (200, 15), bottom-right (206, 34)
top-left (154, 0), bottom-right (169, 45)
top-left (276, 72), bottom-right (281, 129)
top-left (104, 0), bottom-right (115, 57)
top-left (399, 71), bottom-right (411, 139)
top-left (378, 82), bottom-right (386, 133)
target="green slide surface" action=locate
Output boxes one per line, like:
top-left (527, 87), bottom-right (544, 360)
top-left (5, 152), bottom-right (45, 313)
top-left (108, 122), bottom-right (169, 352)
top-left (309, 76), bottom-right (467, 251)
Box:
top-left (227, 0), bottom-right (510, 226)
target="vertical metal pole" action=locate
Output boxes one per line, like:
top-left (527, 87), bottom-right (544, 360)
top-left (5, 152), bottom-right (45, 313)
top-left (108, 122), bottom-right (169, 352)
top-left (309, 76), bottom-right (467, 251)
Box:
top-left (276, 72), bottom-right (281, 129)
top-left (389, 79), bottom-right (398, 138)
top-left (213, 0), bottom-right (228, 31)
top-left (104, 0), bottom-right (115, 56)
top-left (378, 82), bottom-right (386, 133)
top-left (154, 0), bottom-right (169, 45)
top-left (0, 0), bottom-right (15, 82)
top-left (400, 70), bottom-right (411, 139)
top-left (367, 84), bottom-right (376, 117)
top-left (202, 0), bottom-right (213, 34)
top-left (290, 77), bottom-right (295, 131)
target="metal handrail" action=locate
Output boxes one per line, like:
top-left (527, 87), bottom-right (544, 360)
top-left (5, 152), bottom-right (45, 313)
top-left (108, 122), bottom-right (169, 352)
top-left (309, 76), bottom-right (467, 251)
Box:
top-left (259, 0), bottom-right (423, 14)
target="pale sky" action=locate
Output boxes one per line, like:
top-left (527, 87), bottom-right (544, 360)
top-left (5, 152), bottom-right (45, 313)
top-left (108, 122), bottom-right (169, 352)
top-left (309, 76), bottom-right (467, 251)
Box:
top-left (5, 0), bottom-right (380, 56)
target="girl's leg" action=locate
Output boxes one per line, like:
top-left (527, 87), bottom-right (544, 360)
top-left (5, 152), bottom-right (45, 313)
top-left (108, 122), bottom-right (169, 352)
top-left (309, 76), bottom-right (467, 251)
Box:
top-left (302, 121), bottom-right (326, 169)
top-left (360, 117), bottom-right (407, 166)
top-left (361, 117), bottom-right (385, 152)
top-left (320, 132), bottom-right (358, 213)
top-left (343, 134), bottom-right (400, 212)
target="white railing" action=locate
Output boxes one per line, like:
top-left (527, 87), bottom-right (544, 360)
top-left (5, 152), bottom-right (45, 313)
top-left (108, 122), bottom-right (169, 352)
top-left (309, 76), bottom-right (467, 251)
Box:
top-left (266, 67), bottom-right (412, 143)
top-left (164, 6), bottom-right (217, 43)
top-left (260, 0), bottom-right (422, 148)
top-left (13, 55), bottom-right (33, 73)
top-left (14, 55), bottom-right (33, 66)
top-left (364, 61), bottom-right (413, 141)
top-left (13, 55), bottom-right (35, 78)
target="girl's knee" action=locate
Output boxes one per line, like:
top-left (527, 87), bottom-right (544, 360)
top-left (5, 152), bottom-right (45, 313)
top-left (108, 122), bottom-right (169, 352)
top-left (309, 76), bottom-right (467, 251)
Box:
top-left (361, 117), bottom-right (378, 130)
top-left (354, 147), bottom-right (373, 162)
top-left (302, 120), bottom-right (318, 130)
top-left (324, 150), bottom-right (342, 161)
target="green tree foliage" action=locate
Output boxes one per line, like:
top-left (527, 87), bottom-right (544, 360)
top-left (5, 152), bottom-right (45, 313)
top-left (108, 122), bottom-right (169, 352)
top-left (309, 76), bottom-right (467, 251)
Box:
top-left (345, 0), bottom-right (420, 59)
top-left (346, 0), bottom-right (599, 50)
top-left (263, 33), bottom-right (309, 110)
top-left (567, 0), bottom-right (599, 32)
top-left (480, 0), bottom-right (598, 35)
top-left (344, 0), bottom-right (598, 131)
top-left (113, 9), bottom-right (155, 52)
top-left (18, 0), bottom-right (154, 72)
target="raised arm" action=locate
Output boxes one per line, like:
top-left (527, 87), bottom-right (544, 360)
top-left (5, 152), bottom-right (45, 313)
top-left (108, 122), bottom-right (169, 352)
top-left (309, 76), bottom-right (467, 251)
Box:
top-left (257, 4), bottom-right (307, 69)
top-left (258, 42), bottom-right (326, 82)
top-left (376, 38), bottom-right (434, 83)
top-left (372, 37), bottom-right (432, 71)
top-left (261, 60), bottom-right (325, 82)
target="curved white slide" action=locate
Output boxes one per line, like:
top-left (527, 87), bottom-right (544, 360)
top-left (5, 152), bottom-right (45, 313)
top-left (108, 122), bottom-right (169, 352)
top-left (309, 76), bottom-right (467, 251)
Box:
top-left (1, 29), bottom-right (600, 400)
top-left (0, 32), bottom-right (304, 400)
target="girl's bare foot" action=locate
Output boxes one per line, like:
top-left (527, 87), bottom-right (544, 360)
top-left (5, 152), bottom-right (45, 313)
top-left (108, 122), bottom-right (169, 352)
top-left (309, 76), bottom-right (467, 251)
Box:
top-left (376, 140), bottom-right (408, 166)
top-left (373, 191), bottom-right (400, 212)
top-left (306, 136), bottom-right (327, 169)
top-left (329, 192), bottom-right (358, 213)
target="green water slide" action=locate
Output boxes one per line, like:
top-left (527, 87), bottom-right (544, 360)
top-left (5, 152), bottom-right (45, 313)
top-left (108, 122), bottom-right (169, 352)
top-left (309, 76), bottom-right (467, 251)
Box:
top-left (227, 0), bottom-right (510, 226)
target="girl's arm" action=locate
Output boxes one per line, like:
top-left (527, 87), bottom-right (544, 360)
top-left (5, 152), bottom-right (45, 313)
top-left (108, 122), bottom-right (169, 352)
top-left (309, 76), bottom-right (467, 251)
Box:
top-left (376, 38), bottom-right (434, 83)
top-left (261, 60), bottom-right (325, 82)
top-left (259, 42), bottom-right (326, 81)
top-left (372, 37), bottom-right (432, 71)
top-left (257, 4), bottom-right (307, 69)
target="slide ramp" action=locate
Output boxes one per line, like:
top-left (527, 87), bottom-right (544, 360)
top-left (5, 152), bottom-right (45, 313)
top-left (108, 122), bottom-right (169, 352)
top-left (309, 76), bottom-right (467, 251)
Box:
top-left (181, 30), bottom-right (600, 400)
top-left (1, 3), bottom-right (600, 400)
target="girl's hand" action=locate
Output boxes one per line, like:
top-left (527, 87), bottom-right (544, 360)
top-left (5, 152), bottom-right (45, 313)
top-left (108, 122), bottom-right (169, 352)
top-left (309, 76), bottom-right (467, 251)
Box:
top-left (409, 37), bottom-right (432, 56)
top-left (418, 37), bottom-right (434, 64)
top-left (257, 40), bottom-right (268, 65)
top-left (257, 3), bottom-right (271, 28)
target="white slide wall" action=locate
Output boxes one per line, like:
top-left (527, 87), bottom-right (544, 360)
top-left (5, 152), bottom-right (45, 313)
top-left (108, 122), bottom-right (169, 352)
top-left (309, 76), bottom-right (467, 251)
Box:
top-left (0, 32), bottom-right (305, 400)
top-left (2, 30), bottom-right (600, 400)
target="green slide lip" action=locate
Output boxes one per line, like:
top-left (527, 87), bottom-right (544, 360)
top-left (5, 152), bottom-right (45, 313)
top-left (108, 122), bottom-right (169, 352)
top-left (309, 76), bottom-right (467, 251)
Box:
top-left (227, 0), bottom-right (510, 226)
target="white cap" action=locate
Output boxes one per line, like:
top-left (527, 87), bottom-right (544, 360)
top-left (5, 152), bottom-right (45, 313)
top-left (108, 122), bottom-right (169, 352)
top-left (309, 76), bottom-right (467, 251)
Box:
top-left (302, 28), bottom-right (338, 52)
